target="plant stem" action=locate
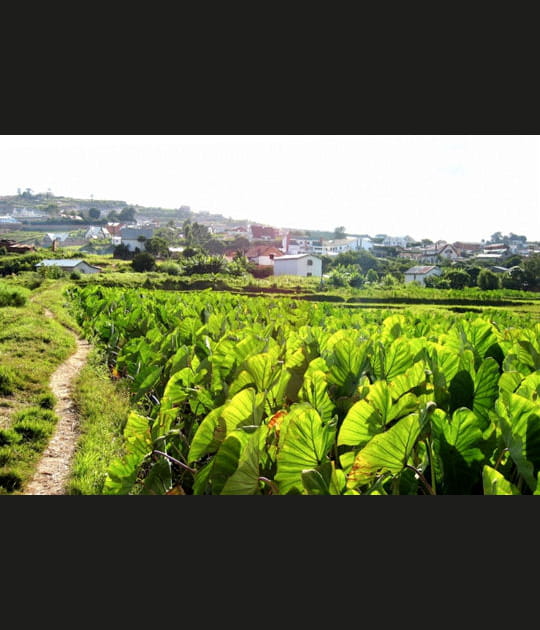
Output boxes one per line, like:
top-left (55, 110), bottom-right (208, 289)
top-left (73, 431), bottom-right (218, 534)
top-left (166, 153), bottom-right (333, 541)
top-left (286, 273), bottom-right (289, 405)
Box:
top-left (424, 438), bottom-right (437, 495)
top-left (494, 447), bottom-right (509, 471)
top-left (258, 476), bottom-right (279, 495)
top-left (405, 464), bottom-right (435, 495)
top-left (153, 449), bottom-right (197, 474)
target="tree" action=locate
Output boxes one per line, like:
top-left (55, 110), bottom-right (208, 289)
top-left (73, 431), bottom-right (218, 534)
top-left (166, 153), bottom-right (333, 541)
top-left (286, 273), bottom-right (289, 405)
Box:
top-left (119, 206), bottom-right (137, 222)
top-left (206, 239), bottom-right (226, 255)
top-left (443, 268), bottom-right (471, 290)
top-left (477, 268), bottom-right (500, 290)
top-left (523, 253), bottom-right (540, 290)
top-left (113, 243), bottom-right (133, 259)
top-left (88, 207), bottom-right (101, 220)
top-left (131, 251), bottom-right (156, 272)
top-left (334, 226), bottom-right (346, 239)
top-left (145, 236), bottom-right (169, 257)
top-left (366, 268), bottom-right (378, 283)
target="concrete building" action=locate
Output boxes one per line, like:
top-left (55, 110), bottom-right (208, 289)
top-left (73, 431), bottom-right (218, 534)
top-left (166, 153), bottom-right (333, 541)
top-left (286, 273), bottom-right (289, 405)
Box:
top-left (273, 253), bottom-right (322, 277)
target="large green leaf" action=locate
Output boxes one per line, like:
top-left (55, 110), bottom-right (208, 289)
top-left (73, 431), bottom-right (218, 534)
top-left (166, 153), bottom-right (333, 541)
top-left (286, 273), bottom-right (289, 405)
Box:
top-left (299, 369), bottom-right (335, 423)
top-left (482, 465), bottom-right (520, 495)
top-left (495, 392), bottom-right (540, 491)
top-left (187, 388), bottom-right (265, 463)
top-left (275, 405), bottom-right (335, 495)
top-left (103, 452), bottom-right (146, 495)
top-left (187, 404), bottom-right (226, 463)
top-left (209, 428), bottom-right (252, 495)
top-left (448, 357), bottom-right (499, 423)
top-left (472, 357), bottom-right (501, 423)
top-left (142, 457), bottom-right (173, 495)
top-left (326, 337), bottom-right (369, 396)
top-left (221, 427), bottom-right (267, 495)
top-left (301, 461), bottom-right (347, 495)
top-left (431, 408), bottom-right (489, 494)
top-left (388, 361), bottom-right (428, 400)
top-left (346, 412), bottom-right (425, 489)
top-left (372, 338), bottom-right (414, 382)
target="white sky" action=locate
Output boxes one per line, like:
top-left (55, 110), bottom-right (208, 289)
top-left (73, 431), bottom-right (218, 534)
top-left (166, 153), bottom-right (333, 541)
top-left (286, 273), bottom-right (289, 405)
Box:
top-left (1, 134), bottom-right (538, 243)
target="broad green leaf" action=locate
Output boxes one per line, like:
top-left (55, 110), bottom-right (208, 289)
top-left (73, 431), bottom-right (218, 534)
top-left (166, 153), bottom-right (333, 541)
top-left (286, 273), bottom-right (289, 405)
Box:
top-left (372, 339), bottom-right (414, 382)
top-left (432, 408), bottom-right (489, 494)
top-left (302, 461), bottom-right (346, 495)
top-left (132, 365), bottom-right (163, 401)
top-left (516, 371), bottom-right (540, 401)
top-left (210, 429), bottom-right (251, 495)
top-left (142, 457), bottom-right (172, 495)
top-left (187, 404), bottom-right (226, 463)
top-left (221, 427), bottom-right (267, 495)
top-left (123, 412), bottom-right (152, 459)
top-left (449, 370), bottom-right (474, 414)
top-left (472, 357), bottom-right (501, 423)
top-left (103, 452), bottom-right (145, 495)
top-left (299, 369), bottom-right (335, 423)
top-left (338, 396), bottom-right (385, 450)
top-left (482, 465), bottom-right (520, 495)
top-left (495, 392), bottom-right (540, 491)
top-left (347, 412), bottom-right (424, 489)
top-left (498, 371), bottom-right (523, 396)
top-left (380, 314), bottom-right (407, 342)
top-left (388, 361), bottom-right (428, 400)
top-left (326, 337), bottom-right (369, 395)
top-left (244, 353), bottom-right (279, 393)
top-left (275, 405), bottom-right (335, 495)
top-left (187, 388), bottom-right (265, 463)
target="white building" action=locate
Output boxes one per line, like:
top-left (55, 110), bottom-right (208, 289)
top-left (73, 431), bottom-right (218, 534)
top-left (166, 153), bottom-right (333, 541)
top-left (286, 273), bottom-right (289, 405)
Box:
top-left (273, 254), bottom-right (322, 277)
top-left (35, 259), bottom-right (101, 274)
top-left (404, 265), bottom-right (442, 286)
top-left (120, 226), bottom-right (155, 252)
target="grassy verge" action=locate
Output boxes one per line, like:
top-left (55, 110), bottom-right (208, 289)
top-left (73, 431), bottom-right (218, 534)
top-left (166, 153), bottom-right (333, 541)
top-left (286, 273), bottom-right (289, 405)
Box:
top-left (66, 349), bottom-right (130, 495)
top-left (0, 280), bottom-right (77, 493)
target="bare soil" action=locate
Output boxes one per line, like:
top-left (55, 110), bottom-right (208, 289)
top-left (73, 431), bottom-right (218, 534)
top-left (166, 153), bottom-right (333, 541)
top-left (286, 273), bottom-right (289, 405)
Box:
top-left (22, 317), bottom-right (91, 495)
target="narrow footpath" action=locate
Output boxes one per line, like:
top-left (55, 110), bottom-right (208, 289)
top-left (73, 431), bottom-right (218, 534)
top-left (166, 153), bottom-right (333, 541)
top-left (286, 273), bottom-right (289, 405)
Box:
top-left (23, 310), bottom-right (91, 495)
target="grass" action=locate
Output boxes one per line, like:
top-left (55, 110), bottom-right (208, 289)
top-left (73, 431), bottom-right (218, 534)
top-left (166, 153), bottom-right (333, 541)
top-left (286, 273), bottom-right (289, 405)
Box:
top-left (0, 279), bottom-right (78, 492)
top-left (0, 406), bottom-right (59, 493)
top-left (66, 349), bottom-right (131, 495)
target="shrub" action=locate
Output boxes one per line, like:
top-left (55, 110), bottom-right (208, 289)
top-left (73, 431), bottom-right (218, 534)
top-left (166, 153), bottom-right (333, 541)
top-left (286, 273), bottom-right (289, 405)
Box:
top-left (477, 268), bottom-right (500, 290)
top-left (0, 282), bottom-right (30, 307)
top-left (0, 366), bottom-right (16, 395)
top-left (37, 392), bottom-right (57, 409)
top-left (158, 262), bottom-right (182, 275)
top-left (0, 471), bottom-right (23, 492)
top-left (13, 418), bottom-right (54, 442)
top-left (0, 429), bottom-right (22, 447)
top-left (131, 252), bottom-right (156, 272)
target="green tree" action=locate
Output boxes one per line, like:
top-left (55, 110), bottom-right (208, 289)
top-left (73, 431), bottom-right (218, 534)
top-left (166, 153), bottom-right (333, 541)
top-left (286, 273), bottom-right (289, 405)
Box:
top-left (119, 206), bottom-right (137, 222)
top-left (131, 251), bottom-right (156, 272)
top-left (334, 226), bottom-right (346, 239)
top-left (522, 253), bottom-right (540, 290)
top-left (477, 268), bottom-right (500, 290)
top-left (145, 236), bottom-right (169, 257)
top-left (366, 268), bottom-right (378, 283)
top-left (443, 268), bottom-right (471, 290)
top-left (88, 207), bottom-right (101, 220)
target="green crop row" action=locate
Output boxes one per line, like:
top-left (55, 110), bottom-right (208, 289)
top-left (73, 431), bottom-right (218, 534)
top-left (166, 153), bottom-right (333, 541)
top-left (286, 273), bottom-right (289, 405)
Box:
top-left (66, 285), bottom-right (540, 495)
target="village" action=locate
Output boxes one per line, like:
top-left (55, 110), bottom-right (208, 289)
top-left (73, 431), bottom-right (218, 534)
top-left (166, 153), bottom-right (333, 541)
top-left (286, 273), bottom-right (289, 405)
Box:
top-left (0, 192), bottom-right (539, 287)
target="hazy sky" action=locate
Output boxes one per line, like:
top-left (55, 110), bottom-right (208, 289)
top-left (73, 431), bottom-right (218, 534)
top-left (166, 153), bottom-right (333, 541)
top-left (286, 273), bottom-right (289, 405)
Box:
top-left (1, 134), bottom-right (538, 243)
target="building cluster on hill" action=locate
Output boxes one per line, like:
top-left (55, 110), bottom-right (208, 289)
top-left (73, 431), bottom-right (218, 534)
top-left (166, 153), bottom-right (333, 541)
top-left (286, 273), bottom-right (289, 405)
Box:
top-left (1, 192), bottom-right (539, 281)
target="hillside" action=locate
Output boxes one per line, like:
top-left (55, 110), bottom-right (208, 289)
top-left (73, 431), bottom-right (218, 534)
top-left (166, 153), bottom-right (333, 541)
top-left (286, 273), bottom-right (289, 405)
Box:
top-left (0, 191), bottom-right (236, 227)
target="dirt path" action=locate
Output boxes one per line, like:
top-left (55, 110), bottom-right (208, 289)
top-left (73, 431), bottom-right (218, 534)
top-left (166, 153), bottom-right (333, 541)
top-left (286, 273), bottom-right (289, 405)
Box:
top-left (23, 309), bottom-right (91, 495)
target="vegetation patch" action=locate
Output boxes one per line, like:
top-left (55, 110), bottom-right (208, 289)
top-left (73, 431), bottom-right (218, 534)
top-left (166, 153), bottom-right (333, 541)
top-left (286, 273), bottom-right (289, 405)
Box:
top-left (66, 349), bottom-right (131, 495)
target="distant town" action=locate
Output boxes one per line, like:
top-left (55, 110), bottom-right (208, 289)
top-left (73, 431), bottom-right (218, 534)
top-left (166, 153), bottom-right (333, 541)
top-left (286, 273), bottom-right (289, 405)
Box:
top-left (1, 189), bottom-right (539, 289)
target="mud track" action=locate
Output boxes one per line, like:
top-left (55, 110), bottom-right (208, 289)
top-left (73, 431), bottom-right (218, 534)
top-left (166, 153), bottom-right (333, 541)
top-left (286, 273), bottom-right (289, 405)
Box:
top-left (23, 310), bottom-right (90, 495)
